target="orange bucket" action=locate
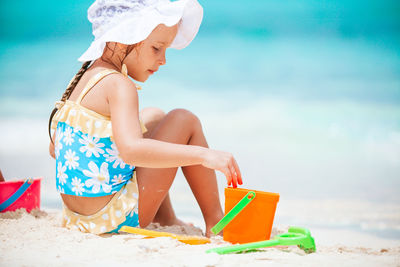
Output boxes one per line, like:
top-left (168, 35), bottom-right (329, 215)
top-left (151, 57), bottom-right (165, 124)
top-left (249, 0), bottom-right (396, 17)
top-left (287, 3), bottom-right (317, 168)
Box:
top-left (223, 187), bottom-right (280, 244)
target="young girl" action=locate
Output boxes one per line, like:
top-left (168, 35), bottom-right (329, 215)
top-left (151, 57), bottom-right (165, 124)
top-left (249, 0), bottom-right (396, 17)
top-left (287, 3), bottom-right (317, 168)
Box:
top-left (48, 0), bottom-right (242, 237)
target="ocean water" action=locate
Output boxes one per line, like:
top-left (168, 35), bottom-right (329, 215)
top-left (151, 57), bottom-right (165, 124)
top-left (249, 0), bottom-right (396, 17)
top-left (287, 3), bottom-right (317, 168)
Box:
top-left (0, 0), bottom-right (399, 237)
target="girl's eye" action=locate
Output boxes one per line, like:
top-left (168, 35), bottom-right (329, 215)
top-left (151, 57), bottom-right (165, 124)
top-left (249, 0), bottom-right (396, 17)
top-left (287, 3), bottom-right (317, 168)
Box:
top-left (153, 46), bottom-right (160, 52)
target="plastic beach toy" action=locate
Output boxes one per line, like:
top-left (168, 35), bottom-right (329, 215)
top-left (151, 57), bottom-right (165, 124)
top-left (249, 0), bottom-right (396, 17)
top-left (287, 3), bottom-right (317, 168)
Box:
top-left (206, 226), bottom-right (316, 254)
top-left (0, 178), bottom-right (42, 213)
top-left (220, 187), bottom-right (280, 244)
top-left (211, 191), bottom-right (256, 235)
top-left (119, 226), bottom-right (210, 245)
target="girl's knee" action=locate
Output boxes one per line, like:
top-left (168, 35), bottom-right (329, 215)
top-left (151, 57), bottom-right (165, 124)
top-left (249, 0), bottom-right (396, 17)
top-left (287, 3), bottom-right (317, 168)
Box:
top-left (140, 107), bottom-right (166, 123)
top-left (167, 108), bottom-right (201, 129)
top-left (140, 107), bottom-right (166, 136)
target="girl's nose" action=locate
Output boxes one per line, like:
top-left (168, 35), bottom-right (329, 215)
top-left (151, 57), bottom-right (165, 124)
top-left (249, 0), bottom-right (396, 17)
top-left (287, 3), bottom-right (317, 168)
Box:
top-left (159, 53), bottom-right (166, 65)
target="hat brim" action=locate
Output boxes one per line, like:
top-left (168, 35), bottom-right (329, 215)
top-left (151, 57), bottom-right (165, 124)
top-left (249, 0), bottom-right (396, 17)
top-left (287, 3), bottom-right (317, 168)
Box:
top-left (78, 0), bottom-right (203, 62)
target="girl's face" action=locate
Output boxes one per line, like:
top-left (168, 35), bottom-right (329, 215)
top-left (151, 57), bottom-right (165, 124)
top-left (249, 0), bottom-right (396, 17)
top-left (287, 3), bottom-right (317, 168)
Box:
top-left (124, 24), bottom-right (178, 82)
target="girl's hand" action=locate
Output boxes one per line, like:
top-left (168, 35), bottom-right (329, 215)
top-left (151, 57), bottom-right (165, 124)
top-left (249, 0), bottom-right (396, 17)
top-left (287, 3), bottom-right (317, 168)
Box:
top-left (201, 149), bottom-right (243, 188)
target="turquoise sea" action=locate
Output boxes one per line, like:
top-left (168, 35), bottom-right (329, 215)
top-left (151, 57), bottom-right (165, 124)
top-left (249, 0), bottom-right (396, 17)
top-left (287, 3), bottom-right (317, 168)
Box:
top-left (0, 0), bottom-right (399, 238)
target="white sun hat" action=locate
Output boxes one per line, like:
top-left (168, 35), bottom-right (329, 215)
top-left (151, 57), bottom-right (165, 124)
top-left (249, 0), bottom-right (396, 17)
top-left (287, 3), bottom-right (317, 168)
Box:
top-left (78, 0), bottom-right (203, 62)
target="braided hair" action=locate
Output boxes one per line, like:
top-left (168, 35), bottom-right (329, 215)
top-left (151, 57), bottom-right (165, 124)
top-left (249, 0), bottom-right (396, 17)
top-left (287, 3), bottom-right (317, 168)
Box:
top-left (48, 61), bottom-right (91, 143)
top-left (48, 42), bottom-right (136, 144)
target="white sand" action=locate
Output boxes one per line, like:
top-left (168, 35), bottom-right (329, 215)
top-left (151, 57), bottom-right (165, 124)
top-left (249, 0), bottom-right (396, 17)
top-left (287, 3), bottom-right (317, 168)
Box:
top-left (1, 209), bottom-right (399, 267)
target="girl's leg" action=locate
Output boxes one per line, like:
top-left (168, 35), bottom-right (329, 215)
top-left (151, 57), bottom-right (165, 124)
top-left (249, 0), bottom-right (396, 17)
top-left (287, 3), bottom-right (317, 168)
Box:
top-left (181, 135), bottom-right (224, 235)
top-left (136, 108), bottom-right (223, 235)
top-left (139, 107), bottom-right (180, 225)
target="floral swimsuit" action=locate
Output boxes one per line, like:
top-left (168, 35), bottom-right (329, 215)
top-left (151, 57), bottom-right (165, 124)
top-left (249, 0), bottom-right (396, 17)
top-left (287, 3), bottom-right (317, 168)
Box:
top-left (51, 68), bottom-right (146, 234)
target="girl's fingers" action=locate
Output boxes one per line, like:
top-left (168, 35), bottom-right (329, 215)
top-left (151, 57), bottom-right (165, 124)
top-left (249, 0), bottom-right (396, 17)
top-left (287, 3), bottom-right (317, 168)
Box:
top-left (223, 169), bottom-right (232, 186)
top-left (232, 158), bottom-right (243, 185)
top-left (232, 177), bottom-right (237, 188)
top-left (229, 165), bottom-right (237, 188)
top-left (229, 165), bottom-right (238, 188)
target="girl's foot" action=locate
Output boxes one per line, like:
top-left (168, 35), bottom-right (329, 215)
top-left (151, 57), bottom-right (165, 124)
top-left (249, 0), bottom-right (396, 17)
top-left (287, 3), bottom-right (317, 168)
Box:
top-left (205, 224), bottom-right (223, 238)
top-left (152, 215), bottom-right (193, 227)
top-left (205, 213), bottom-right (224, 238)
top-left (148, 217), bottom-right (203, 236)
top-left (171, 217), bottom-right (194, 227)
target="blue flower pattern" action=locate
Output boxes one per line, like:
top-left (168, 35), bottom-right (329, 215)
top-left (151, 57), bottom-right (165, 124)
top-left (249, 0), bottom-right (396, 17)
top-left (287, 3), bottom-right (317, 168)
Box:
top-left (55, 122), bottom-right (135, 196)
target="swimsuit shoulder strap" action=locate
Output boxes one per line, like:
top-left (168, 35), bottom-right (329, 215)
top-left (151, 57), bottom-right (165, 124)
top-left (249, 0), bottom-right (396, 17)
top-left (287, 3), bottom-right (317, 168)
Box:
top-left (75, 69), bottom-right (121, 104)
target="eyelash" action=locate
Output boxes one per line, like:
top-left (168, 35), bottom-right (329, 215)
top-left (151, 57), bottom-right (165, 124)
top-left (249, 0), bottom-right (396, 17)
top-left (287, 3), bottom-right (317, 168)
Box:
top-left (153, 46), bottom-right (160, 52)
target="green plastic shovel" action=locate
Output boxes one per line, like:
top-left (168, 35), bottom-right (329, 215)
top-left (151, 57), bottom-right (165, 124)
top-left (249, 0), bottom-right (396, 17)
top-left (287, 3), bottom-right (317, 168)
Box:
top-left (206, 226), bottom-right (316, 254)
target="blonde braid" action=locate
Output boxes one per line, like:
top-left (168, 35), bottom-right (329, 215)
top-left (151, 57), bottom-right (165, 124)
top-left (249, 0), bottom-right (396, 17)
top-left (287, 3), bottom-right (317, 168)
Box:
top-left (48, 61), bottom-right (91, 143)
top-left (60, 61), bottom-right (91, 101)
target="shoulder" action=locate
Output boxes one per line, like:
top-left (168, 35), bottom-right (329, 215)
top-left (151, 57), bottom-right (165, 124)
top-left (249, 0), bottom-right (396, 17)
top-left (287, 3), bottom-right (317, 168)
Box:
top-left (103, 72), bottom-right (140, 110)
top-left (103, 72), bottom-right (139, 99)
top-left (105, 72), bottom-right (137, 90)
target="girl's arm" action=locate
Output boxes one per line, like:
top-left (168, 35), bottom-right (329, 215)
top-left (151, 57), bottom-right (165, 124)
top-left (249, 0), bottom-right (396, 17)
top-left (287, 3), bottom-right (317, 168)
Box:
top-left (108, 76), bottom-right (242, 187)
top-left (49, 133), bottom-right (55, 159)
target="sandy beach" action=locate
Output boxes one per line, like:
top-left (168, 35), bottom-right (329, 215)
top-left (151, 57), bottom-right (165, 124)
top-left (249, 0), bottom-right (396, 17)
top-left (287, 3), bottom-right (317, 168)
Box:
top-left (1, 208), bottom-right (399, 267)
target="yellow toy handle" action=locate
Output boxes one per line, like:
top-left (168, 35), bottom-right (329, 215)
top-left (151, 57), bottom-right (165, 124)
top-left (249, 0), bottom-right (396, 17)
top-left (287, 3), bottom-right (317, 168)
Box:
top-left (119, 226), bottom-right (210, 245)
top-left (120, 226), bottom-right (178, 238)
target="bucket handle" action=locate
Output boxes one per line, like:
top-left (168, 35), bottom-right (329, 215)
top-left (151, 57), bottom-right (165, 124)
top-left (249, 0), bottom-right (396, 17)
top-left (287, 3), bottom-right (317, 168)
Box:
top-left (211, 191), bottom-right (256, 235)
top-left (0, 178), bottom-right (33, 212)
